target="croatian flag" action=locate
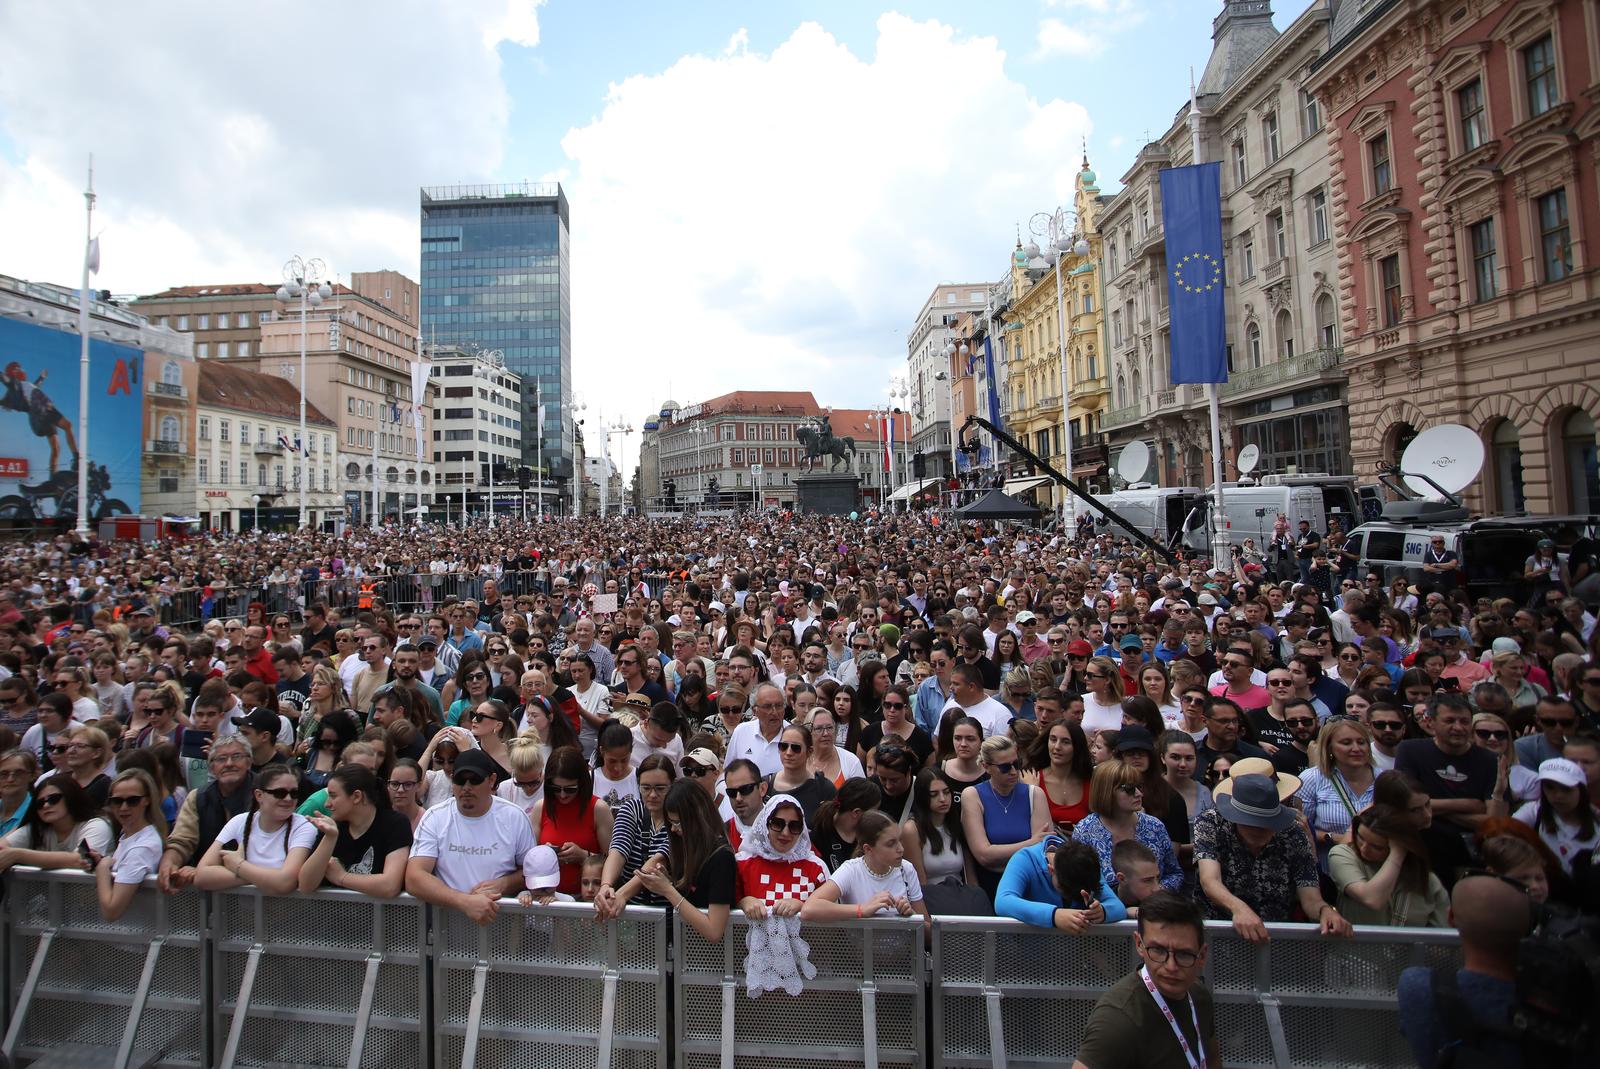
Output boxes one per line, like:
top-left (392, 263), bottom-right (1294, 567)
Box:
top-left (277, 433), bottom-right (300, 454)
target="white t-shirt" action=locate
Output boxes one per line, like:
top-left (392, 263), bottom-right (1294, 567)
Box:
top-left (111, 824), bottom-right (163, 885)
top-left (216, 811), bottom-right (319, 868)
top-left (594, 767), bottom-right (638, 809)
top-left (412, 795), bottom-right (536, 893)
top-left (72, 696), bottom-right (100, 723)
top-left (828, 856), bottom-right (924, 913)
top-left (1513, 802), bottom-right (1600, 873)
top-left (1081, 695), bottom-right (1123, 733)
top-left (727, 720), bottom-right (784, 777)
top-left (940, 696), bottom-right (1013, 739)
top-left (5, 815), bottom-right (113, 855)
top-left (630, 724), bottom-right (685, 768)
top-left (496, 780), bottom-right (544, 817)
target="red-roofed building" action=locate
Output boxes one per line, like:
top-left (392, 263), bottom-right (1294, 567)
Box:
top-left (639, 390), bottom-right (910, 510)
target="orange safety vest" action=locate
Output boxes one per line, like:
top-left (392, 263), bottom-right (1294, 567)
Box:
top-left (358, 581), bottom-right (377, 609)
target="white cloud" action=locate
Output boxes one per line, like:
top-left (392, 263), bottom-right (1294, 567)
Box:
top-left (560, 14), bottom-right (1092, 468)
top-left (1034, 0), bottom-right (1146, 59)
top-left (0, 0), bottom-right (543, 292)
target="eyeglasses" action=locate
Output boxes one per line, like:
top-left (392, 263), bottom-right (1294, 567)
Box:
top-left (726, 781), bottom-right (761, 798)
top-left (452, 771), bottom-right (488, 787)
top-left (1474, 728), bottom-right (1509, 742)
top-left (257, 786), bottom-right (296, 801)
top-left (766, 816), bottom-right (805, 835)
top-left (1142, 943), bottom-right (1199, 968)
top-left (1115, 783), bottom-right (1143, 796)
top-left (548, 783), bottom-right (581, 797)
top-left (639, 783), bottom-right (670, 795)
top-left (107, 794), bottom-right (144, 808)
top-left (388, 780), bottom-right (419, 792)
top-left (777, 741), bottom-right (805, 754)
top-left (1207, 716), bottom-right (1240, 727)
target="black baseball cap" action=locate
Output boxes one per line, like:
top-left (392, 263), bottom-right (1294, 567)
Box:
top-left (231, 708), bottom-right (280, 734)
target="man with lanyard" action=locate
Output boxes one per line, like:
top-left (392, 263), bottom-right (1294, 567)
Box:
top-left (1072, 891), bottom-right (1217, 1069)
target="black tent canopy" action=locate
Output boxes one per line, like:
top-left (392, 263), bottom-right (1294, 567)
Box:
top-left (957, 489), bottom-right (1042, 522)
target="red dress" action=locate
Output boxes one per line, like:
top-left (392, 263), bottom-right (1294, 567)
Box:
top-left (1042, 776), bottom-right (1090, 831)
top-left (542, 795), bottom-right (601, 895)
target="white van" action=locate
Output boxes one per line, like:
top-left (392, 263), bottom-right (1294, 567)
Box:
top-left (1082, 486), bottom-right (1209, 550)
top-left (1087, 476), bottom-right (1361, 555)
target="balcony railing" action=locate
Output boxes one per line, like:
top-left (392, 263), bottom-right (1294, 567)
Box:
top-left (149, 381), bottom-right (188, 400)
top-left (1220, 346), bottom-right (1343, 399)
top-left (1035, 394), bottom-right (1063, 412)
top-left (1156, 387), bottom-right (1177, 409)
top-left (1071, 374), bottom-right (1108, 398)
top-left (253, 441), bottom-right (285, 455)
top-left (1101, 401), bottom-right (1143, 429)
top-left (148, 439), bottom-right (185, 455)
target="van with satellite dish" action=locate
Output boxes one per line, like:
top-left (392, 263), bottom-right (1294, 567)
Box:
top-left (1083, 486), bottom-right (1209, 549)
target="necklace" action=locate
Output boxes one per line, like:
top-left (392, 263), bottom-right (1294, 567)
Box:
top-left (863, 857), bottom-right (896, 878)
top-left (990, 785), bottom-right (1019, 815)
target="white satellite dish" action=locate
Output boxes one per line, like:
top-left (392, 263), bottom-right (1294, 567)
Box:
top-left (1400, 423), bottom-right (1485, 500)
top-left (1117, 441), bottom-right (1151, 484)
top-left (1237, 444), bottom-right (1261, 475)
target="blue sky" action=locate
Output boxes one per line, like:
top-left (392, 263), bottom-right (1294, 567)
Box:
top-left (0, 0), bottom-right (1317, 472)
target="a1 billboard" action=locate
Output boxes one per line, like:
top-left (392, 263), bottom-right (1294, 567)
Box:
top-left (0, 316), bottom-right (141, 521)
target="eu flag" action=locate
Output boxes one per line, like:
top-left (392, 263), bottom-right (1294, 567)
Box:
top-left (1159, 162), bottom-right (1227, 384)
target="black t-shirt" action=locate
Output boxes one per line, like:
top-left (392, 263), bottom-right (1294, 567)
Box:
top-left (330, 808), bottom-right (414, 878)
top-left (1271, 745), bottom-right (1310, 777)
top-left (1394, 740), bottom-right (1498, 803)
top-left (681, 845), bottom-right (736, 910)
top-left (1248, 708), bottom-right (1297, 752)
top-left (301, 624), bottom-right (337, 654)
top-left (858, 723), bottom-right (935, 768)
top-left (973, 655), bottom-right (1001, 691)
top-left (813, 825), bottom-right (857, 873)
top-left (766, 772), bottom-right (836, 825)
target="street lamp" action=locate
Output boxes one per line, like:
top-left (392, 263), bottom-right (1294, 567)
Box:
top-left (887, 378), bottom-right (908, 510)
top-left (1027, 209), bottom-right (1092, 537)
top-left (750, 463), bottom-right (763, 511)
top-left (599, 417), bottom-right (632, 518)
top-left (941, 339), bottom-right (971, 482)
top-left (251, 493), bottom-right (261, 533)
top-left (276, 256), bottom-right (332, 531)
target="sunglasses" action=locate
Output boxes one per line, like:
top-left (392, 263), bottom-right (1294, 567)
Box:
top-left (718, 706), bottom-right (743, 715)
top-left (766, 816), bottom-right (805, 835)
top-left (777, 741), bottom-right (805, 753)
top-left (1474, 728), bottom-right (1509, 742)
top-left (1285, 717), bottom-right (1317, 727)
top-left (452, 772), bottom-right (488, 787)
top-left (881, 700), bottom-right (908, 710)
top-left (1115, 783), bottom-right (1143, 795)
top-left (107, 795), bottom-right (145, 808)
top-left (1539, 718), bottom-right (1577, 729)
top-left (547, 783), bottom-right (580, 797)
top-left (990, 760), bottom-right (1019, 774)
top-left (726, 781), bottom-right (761, 798)
top-left (35, 793), bottom-right (63, 806)
top-left (1267, 679), bottom-right (1294, 687)
top-left (1369, 720), bottom-right (1405, 731)
top-left (257, 786), bottom-right (296, 801)
top-left (469, 712), bottom-right (505, 724)
top-left (681, 764), bottom-right (712, 778)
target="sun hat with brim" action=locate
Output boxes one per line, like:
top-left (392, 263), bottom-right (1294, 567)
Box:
top-left (1212, 757), bottom-right (1301, 800)
top-left (1213, 774), bottom-right (1299, 832)
top-left (1537, 757), bottom-right (1586, 789)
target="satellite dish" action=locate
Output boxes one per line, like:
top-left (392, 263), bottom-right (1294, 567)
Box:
top-left (1400, 423), bottom-right (1484, 500)
top-left (1117, 441), bottom-right (1151, 484)
top-left (1237, 444), bottom-right (1260, 475)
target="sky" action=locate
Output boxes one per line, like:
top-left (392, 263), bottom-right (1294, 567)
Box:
top-left (0, 0), bottom-right (1316, 476)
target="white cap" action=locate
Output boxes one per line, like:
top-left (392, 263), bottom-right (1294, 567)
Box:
top-left (522, 844), bottom-right (562, 890)
top-left (1537, 757), bottom-right (1586, 789)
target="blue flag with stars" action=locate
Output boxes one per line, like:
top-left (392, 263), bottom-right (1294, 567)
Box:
top-left (1159, 161), bottom-right (1227, 384)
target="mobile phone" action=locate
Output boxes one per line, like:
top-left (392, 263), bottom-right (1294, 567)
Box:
top-left (180, 729), bottom-right (213, 761)
top-left (77, 840), bottom-right (94, 864)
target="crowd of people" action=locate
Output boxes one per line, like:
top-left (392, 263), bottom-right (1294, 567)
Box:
top-left (0, 511), bottom-right (1595, 1065)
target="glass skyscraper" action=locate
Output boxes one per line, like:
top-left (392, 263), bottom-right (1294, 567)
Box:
top-left (420, 183), bottom-right (572, 496)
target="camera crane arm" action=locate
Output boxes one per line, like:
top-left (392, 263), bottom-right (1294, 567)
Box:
top-left (957, 414), bottom-right (1178, 565)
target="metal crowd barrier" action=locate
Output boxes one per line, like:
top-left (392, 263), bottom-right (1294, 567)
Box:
top-left (674, 913), bottom-right (926, 1069)
top-left (2, 867), bottom-right (1463, 1069)
top-left (930, 917), bottom-right (1464, 1069)
top-left (2, 869), bottom-right (208, 1069)
top-left (210, 886), bottom-right (429, 1069)
top-left (163, 570), bottom-right (549, 631)
top-left (432, 899), bottom-right (668, 1069)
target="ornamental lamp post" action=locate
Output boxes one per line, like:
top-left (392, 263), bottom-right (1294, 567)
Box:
top-left (276, 256), bottom-right (332, 531)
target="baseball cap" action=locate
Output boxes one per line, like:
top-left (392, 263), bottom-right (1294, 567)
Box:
top-left (414, 636), bottom-right (439, 650)
top-left (708, 601), bottom-right (726, 615)
top-left (1198, 593), bottom-right (1218, 607)
top-left (522, 844), bottom-right (561, 890)
top-left (1537, 757), bottom-right (1585, 789)
top-left (1015, 610), bottom-right (1038, 624)
top-left (682, 747), bottom-right (720, 770)
top-left (231, 708), bottom-right (281, 733)
top-left (452, 749), bottom-right (496, 779)
top-left (1119, 634), bottom-right (1143, 651)
top-left (1114, 724), bottom-right (1156, 753)
top-left (1067, 639), bottom-right (1093, 657)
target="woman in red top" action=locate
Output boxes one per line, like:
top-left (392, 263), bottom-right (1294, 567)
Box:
top-left (1024, 720), bottom-right (1093, 836)
top-left (530, 745), bottom-right (614, 896)
top-left (735, 793), bottom-right (827, 920)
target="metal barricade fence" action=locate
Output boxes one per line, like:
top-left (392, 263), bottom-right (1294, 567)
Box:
top-left (432, 899), bottom-right (668, 1069)
top-left (674, 913), bottom-right (926, 1069)
top-left (930, 917), bottom-right (1465, 1069)
top-left (2, 869), bottom-right (208, 1069)
top-left (210, 886), bottom-right (429, 1069)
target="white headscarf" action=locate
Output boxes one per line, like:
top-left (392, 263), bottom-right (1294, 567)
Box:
top-left (736, 793), bottom-right (821, 867)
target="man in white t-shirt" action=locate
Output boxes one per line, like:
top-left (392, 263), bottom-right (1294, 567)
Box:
top-left (630, 701), bottom-right (687, 766)
top-left (940, 662), bottom-right (1013, 739)
top-left (406, 750), bottom-right (536, 924)
top-left (727, 684), bottom-right (788, 775)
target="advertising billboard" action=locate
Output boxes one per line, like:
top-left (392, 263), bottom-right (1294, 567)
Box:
top-left (0, 316), bottom-right (141, 522)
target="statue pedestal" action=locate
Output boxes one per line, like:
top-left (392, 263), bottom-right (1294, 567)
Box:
top-left (795, 473), bottom-right (860, 516)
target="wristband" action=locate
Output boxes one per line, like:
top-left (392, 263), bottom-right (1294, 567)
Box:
top-left (856, 904), bottom-right (863, 918)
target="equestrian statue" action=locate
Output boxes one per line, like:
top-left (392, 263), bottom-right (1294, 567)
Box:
top-left (796, 414), bottom-right (855, 473)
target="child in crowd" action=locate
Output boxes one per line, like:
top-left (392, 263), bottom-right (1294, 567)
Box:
top-left (1110, 839), bottom-right (1161, 918)
top-left (578, 853), bottom-right (606, 903)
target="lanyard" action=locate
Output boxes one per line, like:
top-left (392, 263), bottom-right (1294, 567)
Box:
top-left (1140, 966), bottom-right (1206, 1069)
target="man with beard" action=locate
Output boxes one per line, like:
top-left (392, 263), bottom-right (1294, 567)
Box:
top-left (368, 643), bottom-right (443, 722)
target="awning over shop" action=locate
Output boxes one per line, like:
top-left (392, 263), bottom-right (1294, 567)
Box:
top-left (888, 477), bottom-right (942, 502)
top-left (1002, 475), bottom-right (1053, 497)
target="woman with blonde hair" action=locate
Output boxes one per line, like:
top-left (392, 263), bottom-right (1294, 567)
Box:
top-left (1070, 758), bottom-right (1183, 893)
top-left (87, 768), bottom-right (168, 921)
top-left (1296, 718), bottom-right (1378, 867)
top-left (1081, 655), bottom-right (1125, 732)
top-left (297, 664), bottom-right (353, 749)
top-left (1471, 710), bottom-right (1538, 815)
top-left (498, 733), bottom-right (547, 816)
top-left (960, 735), bottom-right (1051, 898)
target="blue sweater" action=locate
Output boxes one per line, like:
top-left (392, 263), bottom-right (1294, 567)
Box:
top-left (995, 839), bottom-right (1128, 929)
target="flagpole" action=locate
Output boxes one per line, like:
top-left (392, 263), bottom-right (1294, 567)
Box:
top-left (76, 156), bottom-right (95, 537)
top-left (1192, 70), bottom-right (1227, 555)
